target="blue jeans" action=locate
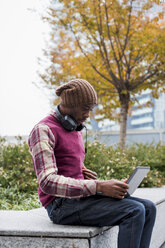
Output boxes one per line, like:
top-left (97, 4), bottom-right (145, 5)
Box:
top-left (46, 195), bottom-right (156, 248)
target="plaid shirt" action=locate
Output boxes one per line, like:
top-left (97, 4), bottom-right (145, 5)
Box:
top-left (28, 114), bottom-right (96, 198)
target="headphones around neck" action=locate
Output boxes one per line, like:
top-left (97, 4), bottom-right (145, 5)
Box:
top-left (55, 105), bottom-right (85, 132)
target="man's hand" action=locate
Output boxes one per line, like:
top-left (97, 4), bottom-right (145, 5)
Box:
top-left (96, 179), bottom-right (129, 199)
top-left (82, 167), bottom-right (97, 180)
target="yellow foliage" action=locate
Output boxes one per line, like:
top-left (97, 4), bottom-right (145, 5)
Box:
top-left (40, 0), bottom-right (165, 145)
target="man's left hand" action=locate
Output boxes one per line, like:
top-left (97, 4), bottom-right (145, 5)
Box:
top-left (82, 167), bottom-right (97, 180)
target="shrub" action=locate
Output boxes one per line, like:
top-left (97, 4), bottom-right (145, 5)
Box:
top-left (0, 137), bottom-right (37, 193)
top-left (0, 137), bottom-right (165, 210)
top-left (127, 143), bottom-right (165, 177)
top-left (84, 141), bottom-right (165, 187)
top-left (0, 186), bottom-right (41, 210)
top-left (0, 137), bottom-right (41, 210)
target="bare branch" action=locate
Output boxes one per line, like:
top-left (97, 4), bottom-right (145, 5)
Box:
top-left (104, 1), bottom-right (122, 81)
top-left (92, 2), bottom-right (114, 79)
top-left (140, 79), bottom-right (159, 87)
top-left (95, 0), bottom-right (120, 85)
top-left (79, 12), bottom-right (107, 67)
top-left (131, 69), bottom-right (159, 90)
top-left (120, 0), bottom-right (133, 59)
top-left (69, 23), bottom-right (115, 85)
top-left (130, 53), bottom-right (159, 90)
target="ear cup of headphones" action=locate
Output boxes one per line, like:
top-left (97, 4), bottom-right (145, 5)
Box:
top-left (55, 105), bottom-right (85, 131)
top-left (62, 115), bottom-right (77, 131)
top-left (55, 105), bottom-right (77, 131)
top-left (76, 124), bottom-right (85, 131)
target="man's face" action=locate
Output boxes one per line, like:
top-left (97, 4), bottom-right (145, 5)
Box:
top-left (70, 105), bottom-right (94, 125)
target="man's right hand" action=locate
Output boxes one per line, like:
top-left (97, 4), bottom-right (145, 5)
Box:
top-left (96, 179), bottom-right (129, 199)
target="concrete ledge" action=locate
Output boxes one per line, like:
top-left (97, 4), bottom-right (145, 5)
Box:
top-left (0, 187), bottom-right (165, 248)
top-left (133, 187), bottom-right (165, 248)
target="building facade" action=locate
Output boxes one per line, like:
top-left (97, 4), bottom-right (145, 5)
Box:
top-left (93, 91), bottom-right (165, 131)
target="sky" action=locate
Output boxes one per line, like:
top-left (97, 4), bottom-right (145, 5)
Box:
top-left (0, 1), bottom-right (164, 137)
top-left (0, 0), bottom-right (53, 136)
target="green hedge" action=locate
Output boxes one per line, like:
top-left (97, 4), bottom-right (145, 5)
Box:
top-left (0, 137), bottom-right (41, 210)
top-left (85, 141), bottom-right (165, 187)
top-left (0, 137), bottom-right (165, 210)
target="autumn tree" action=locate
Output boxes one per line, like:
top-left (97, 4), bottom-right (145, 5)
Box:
top-left (40, 0), bottom-right (165, 148)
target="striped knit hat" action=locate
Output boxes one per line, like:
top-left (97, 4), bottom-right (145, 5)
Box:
top-left (56, 79), bottom-right (97, 108)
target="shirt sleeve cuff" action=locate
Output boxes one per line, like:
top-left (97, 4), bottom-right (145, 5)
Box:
top-left (83, 179), bottom-right (97, 196)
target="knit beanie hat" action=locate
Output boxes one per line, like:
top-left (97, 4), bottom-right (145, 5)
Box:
top-left (56, 79), bottom-right (97, 108)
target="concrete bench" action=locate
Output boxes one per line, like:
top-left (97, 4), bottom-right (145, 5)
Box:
top-left (0, 186), bottom-right (165, 248)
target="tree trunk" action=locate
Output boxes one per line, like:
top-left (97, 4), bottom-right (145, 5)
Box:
top-left (119, 93), bottom-right (130, 150)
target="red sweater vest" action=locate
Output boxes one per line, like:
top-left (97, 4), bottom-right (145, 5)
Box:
top-left (38, 113), bottom-right (85, 207)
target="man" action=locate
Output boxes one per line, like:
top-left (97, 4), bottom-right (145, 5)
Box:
top-left (28, 79), bottom-right (156, 248)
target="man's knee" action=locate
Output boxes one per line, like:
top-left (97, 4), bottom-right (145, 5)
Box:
top-left (120, 202), bottom-right (145, 228)
top-left (144, 199), bottom-right (157, 220)
top-left (132, 202), bottom-right (145, 223)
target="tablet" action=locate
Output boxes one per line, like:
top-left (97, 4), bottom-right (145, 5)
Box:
top-left (127, 166), bottom-right (150, 195)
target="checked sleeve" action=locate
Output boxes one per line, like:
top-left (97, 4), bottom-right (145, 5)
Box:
top-left (28, 123), bottom-right (96, 198)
